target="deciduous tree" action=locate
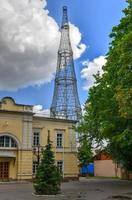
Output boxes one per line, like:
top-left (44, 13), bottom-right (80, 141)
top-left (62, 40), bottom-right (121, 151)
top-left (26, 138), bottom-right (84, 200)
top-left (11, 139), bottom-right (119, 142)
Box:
top-left (78, 0), bottom-right (132, 172)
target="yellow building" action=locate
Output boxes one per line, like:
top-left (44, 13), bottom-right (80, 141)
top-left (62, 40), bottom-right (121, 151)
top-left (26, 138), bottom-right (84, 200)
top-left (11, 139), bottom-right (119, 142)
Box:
top-left (0, 97), bottom-right (78, 181)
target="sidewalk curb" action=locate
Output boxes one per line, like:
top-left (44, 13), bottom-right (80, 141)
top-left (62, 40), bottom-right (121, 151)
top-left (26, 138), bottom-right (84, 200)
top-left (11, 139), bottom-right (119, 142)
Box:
top-left (32, 193), bottom-right (64, 197)
top-left (0, 181), bottom-right (31, 185)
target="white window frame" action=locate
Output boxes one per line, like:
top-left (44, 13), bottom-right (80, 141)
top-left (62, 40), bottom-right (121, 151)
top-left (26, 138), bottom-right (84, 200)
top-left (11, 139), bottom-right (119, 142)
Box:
top-left (33, 130), bottom-right (40, 147)
top-left (0, 136), bottom-right (17, 148)
top-left (56, 131), bottom-right (63, 148)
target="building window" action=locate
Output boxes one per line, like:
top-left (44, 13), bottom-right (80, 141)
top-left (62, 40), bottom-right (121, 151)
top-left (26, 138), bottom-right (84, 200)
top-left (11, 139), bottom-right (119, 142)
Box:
top-left (0, 136), bottom-right (4, 147)
top-left (56, 132), bottom-right (63, 148)
top-left (57, 161), bottom-right (63, 173)
top-left (0, 136), bottom-right (17, 148)
top-left (32, 161), bottom-right (38, 174)
top-left (5, 136), bottom-right (10, 147)
top-left (11, 138), bottom-right (17, 147)
top-left (33, 131), bottom-right (40, 146)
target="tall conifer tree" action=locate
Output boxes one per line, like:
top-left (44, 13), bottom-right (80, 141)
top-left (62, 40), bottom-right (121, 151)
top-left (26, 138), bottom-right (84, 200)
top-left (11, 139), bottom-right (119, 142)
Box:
top-left (33, 134), bottom-right (61, 195)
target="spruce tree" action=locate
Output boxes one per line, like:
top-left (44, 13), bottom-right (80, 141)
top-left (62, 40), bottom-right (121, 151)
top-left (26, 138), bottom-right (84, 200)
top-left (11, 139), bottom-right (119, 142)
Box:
top-left (33, 133), bottom-right (61, 195)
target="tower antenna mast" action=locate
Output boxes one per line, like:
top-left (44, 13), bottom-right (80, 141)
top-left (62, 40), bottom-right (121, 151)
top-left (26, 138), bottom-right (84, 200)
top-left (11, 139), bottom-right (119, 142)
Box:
top-left (50, 6), bottom-right (81, 121)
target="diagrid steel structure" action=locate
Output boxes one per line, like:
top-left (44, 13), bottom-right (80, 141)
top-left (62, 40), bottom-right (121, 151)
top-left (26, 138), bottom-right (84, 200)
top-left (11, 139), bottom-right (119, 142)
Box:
top-left (50, 6), bottom-right (81, 121)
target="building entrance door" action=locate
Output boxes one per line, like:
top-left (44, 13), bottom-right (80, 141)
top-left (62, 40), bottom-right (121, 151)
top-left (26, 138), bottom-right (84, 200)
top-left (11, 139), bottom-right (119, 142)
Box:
top-left (0, 162), bottom-right (9, 180)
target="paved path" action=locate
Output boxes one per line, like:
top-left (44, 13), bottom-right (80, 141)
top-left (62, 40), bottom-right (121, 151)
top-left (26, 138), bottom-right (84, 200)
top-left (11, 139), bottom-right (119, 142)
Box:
top-left (0, 178), bottom-right (132, 200)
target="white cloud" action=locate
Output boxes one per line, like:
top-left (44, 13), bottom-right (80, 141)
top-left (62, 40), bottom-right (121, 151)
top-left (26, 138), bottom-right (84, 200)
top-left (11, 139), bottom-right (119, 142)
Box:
top-left (33, 105), bottom-right (50, 117)
top-left (81, 56), bottom-right (107, 90)
top-left (69, 23), bottom-right (86, 59)
top-left (0, 0), bottom-right (86, 91)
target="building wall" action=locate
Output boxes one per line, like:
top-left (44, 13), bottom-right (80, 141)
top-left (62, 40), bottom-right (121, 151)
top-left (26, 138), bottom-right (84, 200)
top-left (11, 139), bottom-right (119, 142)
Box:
top-left (33, 117), bottom-right (79, 178)
top-left (94, 160), bottom-right (121, 177)
top-left (17, 150), bottom-right (33, 180)
top-left (0, 113), bottom-right (23, 144)
top-left (0, 97), bottom-right (78, 180)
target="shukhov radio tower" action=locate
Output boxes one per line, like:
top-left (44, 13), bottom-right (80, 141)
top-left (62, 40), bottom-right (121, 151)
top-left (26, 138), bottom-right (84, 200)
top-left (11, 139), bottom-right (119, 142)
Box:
top-left (50, 6), bottom-right (81, 121)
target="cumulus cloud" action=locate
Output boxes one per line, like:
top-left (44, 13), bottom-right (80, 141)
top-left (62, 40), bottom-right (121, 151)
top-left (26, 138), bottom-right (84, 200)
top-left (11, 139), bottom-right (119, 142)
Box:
top-left (0, 0), bottom-right (86, 91)
top-left (69, 23), bottom-right (86, 59)
top-left (33, 105), bottom-right (50, 117)
top-left (81, 56), bottom-right (107, 90)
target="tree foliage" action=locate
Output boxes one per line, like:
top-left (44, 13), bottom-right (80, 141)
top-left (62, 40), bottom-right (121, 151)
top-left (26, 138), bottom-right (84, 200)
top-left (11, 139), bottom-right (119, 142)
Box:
top-left (78, 133), bottom-right (93, 166)
top-left (78, 0), bottom-right (132, 171)
top-left (33, 135), bottom-right (61, 195)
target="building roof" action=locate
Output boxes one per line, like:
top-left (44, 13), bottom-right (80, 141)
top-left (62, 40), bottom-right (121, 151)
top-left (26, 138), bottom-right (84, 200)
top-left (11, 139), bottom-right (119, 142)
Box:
top-left (33, 115), bottom-right (77, 124)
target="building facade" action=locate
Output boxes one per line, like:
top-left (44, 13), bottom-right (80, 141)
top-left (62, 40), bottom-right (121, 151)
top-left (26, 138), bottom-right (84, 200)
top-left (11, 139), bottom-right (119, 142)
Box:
top-left (0, 97), bottom-right (78, 181)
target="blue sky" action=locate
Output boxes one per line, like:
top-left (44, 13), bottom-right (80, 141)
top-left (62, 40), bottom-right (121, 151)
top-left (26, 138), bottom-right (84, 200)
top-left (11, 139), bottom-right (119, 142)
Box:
top-left (0, 0), bottom-right (127, 110)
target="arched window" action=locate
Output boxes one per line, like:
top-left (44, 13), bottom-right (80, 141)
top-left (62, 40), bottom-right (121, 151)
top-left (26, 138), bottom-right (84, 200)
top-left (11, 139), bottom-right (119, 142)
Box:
top-left (0, 136), bottom-right (17, 148)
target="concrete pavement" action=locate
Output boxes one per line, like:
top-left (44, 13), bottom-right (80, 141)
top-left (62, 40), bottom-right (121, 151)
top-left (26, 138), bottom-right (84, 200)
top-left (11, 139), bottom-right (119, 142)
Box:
top-left (0, 178), bottom-right (131, 200)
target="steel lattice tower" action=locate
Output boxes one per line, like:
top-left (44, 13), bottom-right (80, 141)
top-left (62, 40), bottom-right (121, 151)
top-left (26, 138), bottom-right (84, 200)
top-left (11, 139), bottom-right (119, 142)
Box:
top-left (50, 6), bottom-right (81, 121)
